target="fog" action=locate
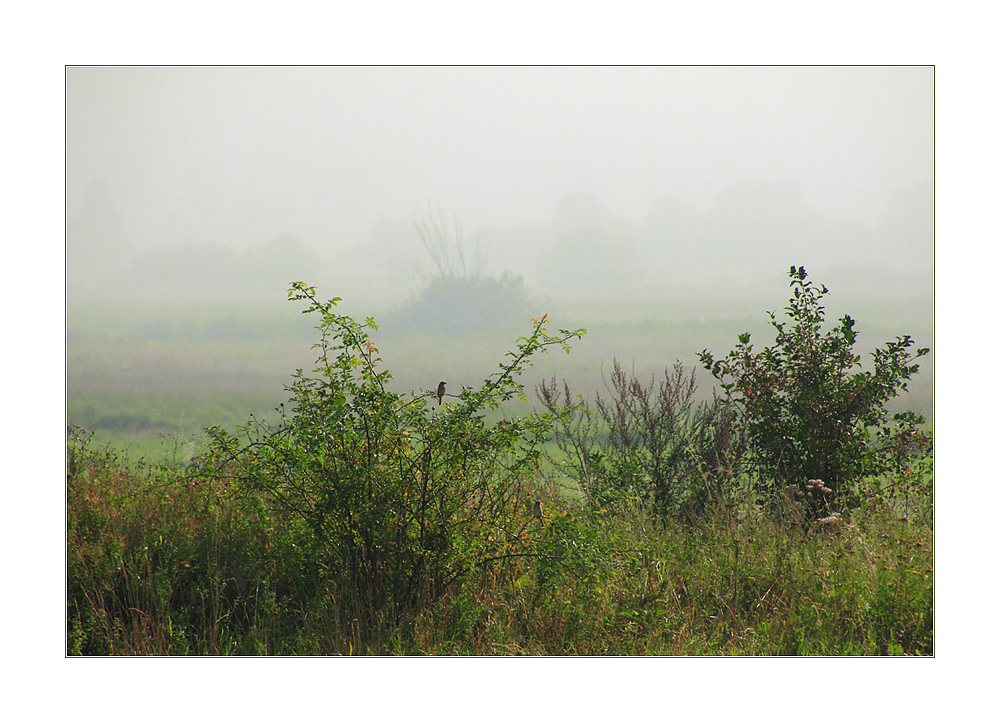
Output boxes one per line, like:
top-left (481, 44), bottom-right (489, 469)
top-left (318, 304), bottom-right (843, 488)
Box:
top-left (66, 66), bottom-right (933, 440)
top-left (68, 66), bottom-right (931, 277)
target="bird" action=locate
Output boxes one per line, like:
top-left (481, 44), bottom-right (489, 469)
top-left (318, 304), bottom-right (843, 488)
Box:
top-left (533, 500), bottom-right (544, 527)
top-left (436, 381), bottom-right (447, 405)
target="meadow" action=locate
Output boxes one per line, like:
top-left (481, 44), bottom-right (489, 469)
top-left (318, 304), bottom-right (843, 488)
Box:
top-left (65, 270), bottom-right (933, 655)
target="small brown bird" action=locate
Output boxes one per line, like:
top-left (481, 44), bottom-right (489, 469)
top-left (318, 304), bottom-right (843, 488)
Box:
top-left (436, 381), bottom-right (447, 405)
top-left (533, 500), bottom-right (544, 527)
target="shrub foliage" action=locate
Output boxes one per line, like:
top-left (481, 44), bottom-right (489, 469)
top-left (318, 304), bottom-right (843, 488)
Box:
top-left (203, 282), bottom-right (585, 624)
top-left (699, 266), bottom-right (929, 510)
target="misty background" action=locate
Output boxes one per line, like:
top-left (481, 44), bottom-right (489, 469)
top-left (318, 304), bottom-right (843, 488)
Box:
top-left (66, 66), bottom-right (933, 451)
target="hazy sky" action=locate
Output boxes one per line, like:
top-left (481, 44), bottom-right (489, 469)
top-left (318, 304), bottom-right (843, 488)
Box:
top-left (67, 66), bottom-right (932, 252)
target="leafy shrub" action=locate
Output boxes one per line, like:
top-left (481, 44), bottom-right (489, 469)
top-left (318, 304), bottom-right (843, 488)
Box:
top-left (699, 266), bottom-right (930, 512)
top-left (204, 283), bottom-right (585, 628)
top-left (537, 360), bottom-right (745, 518)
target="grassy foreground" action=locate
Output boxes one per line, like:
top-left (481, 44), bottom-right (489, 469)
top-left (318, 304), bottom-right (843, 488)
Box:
top-left (66, 430), bottom-right (932, 656)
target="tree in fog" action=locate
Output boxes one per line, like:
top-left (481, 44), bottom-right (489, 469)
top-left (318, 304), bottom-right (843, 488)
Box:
top-left (391, 206), bottom-right (530, 335)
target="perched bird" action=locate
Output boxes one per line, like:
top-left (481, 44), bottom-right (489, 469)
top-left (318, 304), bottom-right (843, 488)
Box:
top-left (436, 381), bottom-right (447, 405)
top-left (533, 500), bottom-right (544, 527)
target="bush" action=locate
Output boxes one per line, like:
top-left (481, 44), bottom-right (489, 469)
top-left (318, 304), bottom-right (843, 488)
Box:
top-left (537, 360), bottom-right (746, 518)
top-left (392, 273), bottom-right (530, 336)
top-left (395, 206), bottom-right (531, 335)
top-left (698, 266), bottom-right (930, 512)
top-left (203, 283), bottom-right (585, 630)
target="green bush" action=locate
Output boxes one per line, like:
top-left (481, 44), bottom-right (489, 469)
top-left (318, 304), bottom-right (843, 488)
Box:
top-left (203, 283), bottom-right (585, 628)
top-left (699, 266), bottom-right (930, 512)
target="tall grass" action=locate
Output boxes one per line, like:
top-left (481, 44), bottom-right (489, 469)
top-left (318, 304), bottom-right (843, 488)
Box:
top-left (67, 429), bottom-right (932, 656)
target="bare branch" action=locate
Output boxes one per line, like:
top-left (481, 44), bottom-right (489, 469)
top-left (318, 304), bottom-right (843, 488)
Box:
top-left (412, 203), bottom-right (489, 280)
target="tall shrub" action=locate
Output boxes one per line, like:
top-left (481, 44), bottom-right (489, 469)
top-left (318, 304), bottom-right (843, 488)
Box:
top-left (698, 266), bottom-right (930, 511)
top-left (204, 283), bottom-right (584, 624)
